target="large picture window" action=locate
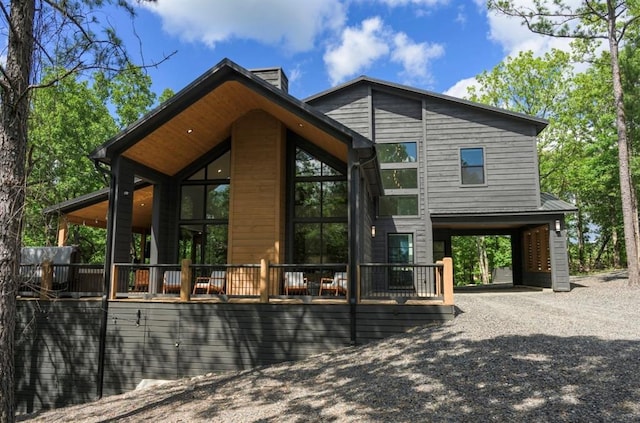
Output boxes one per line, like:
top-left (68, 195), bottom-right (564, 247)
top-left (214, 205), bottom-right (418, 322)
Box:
top-left (460, 147), bottom-right (485, 185)
top-left (290, 146), bottom-right (347, 264)
top-left (179, 151), bottom-right (230, 264)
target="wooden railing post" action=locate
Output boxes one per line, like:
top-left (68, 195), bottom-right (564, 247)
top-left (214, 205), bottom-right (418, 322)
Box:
top-left (110, 264), bottom-right (119, 300)
top-left (442, 257), bottom-right (454, 305)
top-left (260, 259), bottom-right (269, 303)
top-left (40, 260), bottom-right (53, 300)
top-left (180, 259), bottom-right (191, 301)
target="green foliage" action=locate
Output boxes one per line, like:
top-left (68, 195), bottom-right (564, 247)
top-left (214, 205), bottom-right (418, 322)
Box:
top-left (452, 236), bottom-right (512, 286)
top-left (24, 70), bottom-right (118, 260)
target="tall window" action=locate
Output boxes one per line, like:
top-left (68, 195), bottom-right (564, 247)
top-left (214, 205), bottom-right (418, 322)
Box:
top-left (291, 147), bottom-right (347, 264)
top-left (179, 151), bottom-right (230, 264)
top-left (460, 147), bottom-right (485, 185)
top-left (388, 233), bottom-right (414, 289)
top-left (378, 142), bottom-right (419, 216)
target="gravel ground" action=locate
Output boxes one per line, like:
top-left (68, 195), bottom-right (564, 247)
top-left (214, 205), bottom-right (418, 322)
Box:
top-left (19, 271), bottom-right (640, 422)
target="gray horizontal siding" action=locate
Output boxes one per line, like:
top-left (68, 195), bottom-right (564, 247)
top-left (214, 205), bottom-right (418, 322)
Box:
top-left (15, 300), bottom-right (102, 414)
top-left (372, 90), bottom-right (422, 141)
top-left (425, 98), bottom-right (540, 212)
top-left (306, 84), bottom-right (371, 138)
top-left (17, 299), bottom-right (454, 410)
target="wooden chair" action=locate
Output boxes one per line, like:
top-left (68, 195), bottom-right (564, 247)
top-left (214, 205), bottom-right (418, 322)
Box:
top-left (162, 270), bottom-right (182, 294)
top-left (320, 272), bottom-right (347, 296)
top-left (193, 270), bottom-right (226, 294)
top-left (133, 269), bottom-right (149, 292)
top-left (284, 272), bottom-right (308, 295)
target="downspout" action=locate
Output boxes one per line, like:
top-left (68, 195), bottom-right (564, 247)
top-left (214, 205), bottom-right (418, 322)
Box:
top-left (94, 159), bottom-right (115, 399)
top-left (349, 149), bottom-right (377, 346)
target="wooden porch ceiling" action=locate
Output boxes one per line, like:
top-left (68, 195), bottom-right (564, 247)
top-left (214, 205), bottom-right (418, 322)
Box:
top-left (122, 81), bottom-right (348, 176)
top-left (62, 185), bottom-right (154, 232)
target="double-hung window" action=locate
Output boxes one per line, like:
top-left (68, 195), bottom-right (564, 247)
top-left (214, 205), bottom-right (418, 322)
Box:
top-left (460, 147), bottom-right (485, 185)
top-left (377, 142), bottom-right (419, 216)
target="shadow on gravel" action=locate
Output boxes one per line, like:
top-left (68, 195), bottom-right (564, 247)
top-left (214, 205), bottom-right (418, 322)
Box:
top-left (62, 324), bottom-right (640, 422)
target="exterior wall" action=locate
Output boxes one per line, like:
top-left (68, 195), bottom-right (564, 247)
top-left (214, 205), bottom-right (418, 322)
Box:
top-left (425, 97), bottom-right (540, 212)
top-left (229, 110), bottom-right (286, 266)
top-left (371, 90), bottom-right (432, 264)
top-left (15, 300), bottom-right (102, 414)
top-left (308, 84), bottom-right (371, 138)
top-left (111, 157), bottom-right (136, 264)
top-left (16, 299), bottom-right (454, 411)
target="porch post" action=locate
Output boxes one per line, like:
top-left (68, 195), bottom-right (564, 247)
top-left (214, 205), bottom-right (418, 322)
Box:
top-left (56, 219), bottom-right (68, 247)
top-left (40, 260), bottom-right (53, 300)
top-left (180, 259), bottom-right (191, 301)
top-left (259, 259), bottom-right (269, 303)
top-left (348, 150), bottom-right (360, 345)
top-left (442, 257), bottom-right (454, 305)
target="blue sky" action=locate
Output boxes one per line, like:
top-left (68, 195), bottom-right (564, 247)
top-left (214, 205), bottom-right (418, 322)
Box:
top-left (113, 0), bottom-right (576, 101)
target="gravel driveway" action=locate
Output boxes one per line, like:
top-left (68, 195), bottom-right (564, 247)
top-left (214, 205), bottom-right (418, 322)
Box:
top-left (20, 271), bottom-right (640, 422)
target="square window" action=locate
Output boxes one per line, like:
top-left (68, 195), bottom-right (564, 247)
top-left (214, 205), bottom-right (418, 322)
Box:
top-left (379, 195), bottom-right (418, 216)
top-left (381, 169), bottom-right (418, 190)
top-left (377, 143), bottom-right (417, 163)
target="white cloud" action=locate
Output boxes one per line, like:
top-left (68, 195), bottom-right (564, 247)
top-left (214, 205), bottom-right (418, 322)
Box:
top-left (376, 0), bottom-right (449, 6)
top-left (140, 0), bottom-right (345, 52)
top-left (443, 76), bottom-right (479, 99)
top-left (324, 17), bottom-right (444, 86)
top-left (391, 33), bottom-right (444, 83)
top-left (324, 17), bottom-right (390, 85)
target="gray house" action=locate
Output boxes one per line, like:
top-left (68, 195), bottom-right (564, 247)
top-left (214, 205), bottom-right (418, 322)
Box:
top-left (18, 58), bottom-right (576, 411)
top-left (306, 76), bottom-right (576, 291)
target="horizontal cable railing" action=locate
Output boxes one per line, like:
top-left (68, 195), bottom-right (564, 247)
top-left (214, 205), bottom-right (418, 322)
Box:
top-left (359, 263), bottom-right (444, 300)
top-left (268, 264), bottom-right (348, 297)
top-left (191, 264), bottom-right (260, 297)
top-left (18, 263), bottom-right (104, 297)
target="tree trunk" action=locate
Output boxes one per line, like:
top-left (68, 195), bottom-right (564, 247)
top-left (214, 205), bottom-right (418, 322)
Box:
top-left (0, 1), bottom-right (35, 421)
top-left (576, 206), bottom-right (586, 272)
top-left (477, 236), bottom-right (490, 284)
top-left (613, 223), bottom-right (621, 268)
top-left (607, 1), bottom-right (640, 285)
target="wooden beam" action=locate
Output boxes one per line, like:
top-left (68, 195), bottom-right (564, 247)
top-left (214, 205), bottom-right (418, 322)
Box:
top-left (57, 219), bottom-right (68, 246)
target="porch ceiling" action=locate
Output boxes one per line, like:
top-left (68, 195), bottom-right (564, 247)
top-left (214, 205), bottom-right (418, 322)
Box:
top-left (62, 185), bottom-right (154, 232)
top-left (122, 81), bottom-right (348, 176)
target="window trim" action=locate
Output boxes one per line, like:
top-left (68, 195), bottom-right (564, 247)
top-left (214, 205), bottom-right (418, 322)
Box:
top-left (459, 146), bottom-right (487, 187)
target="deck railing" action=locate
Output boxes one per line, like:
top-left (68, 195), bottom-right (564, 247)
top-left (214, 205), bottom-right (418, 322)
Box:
top-left (24, 258), bottom-right (454, 305)
top-left (359, 263), bottom-right (444, 300)
top-left (18, 263), bottom-right (104, 298)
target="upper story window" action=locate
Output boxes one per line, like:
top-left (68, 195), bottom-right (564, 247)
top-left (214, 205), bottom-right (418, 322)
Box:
top-left (378, 142), bottom-right (419, 216)
top-left (460, 147), bottom-right (485, 185)
top-left (181, 151), bottom-right (231, 220)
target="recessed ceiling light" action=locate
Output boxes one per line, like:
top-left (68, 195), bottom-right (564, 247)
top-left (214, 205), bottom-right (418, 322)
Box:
top-left (187, 129), bottom-right (193, 134)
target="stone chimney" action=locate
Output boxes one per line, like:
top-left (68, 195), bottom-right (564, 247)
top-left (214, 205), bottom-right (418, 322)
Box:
top-left (251, 67), bottom-right (288, 93)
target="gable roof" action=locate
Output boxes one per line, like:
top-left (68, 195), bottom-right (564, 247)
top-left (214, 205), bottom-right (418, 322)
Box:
top-left (91, 58), bottom-right (376, 176)
top-left (305, 76), bottom-right (549, 135)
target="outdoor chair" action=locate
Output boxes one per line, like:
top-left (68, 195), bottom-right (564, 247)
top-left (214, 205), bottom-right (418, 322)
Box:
top-left (193, 270), bottom-right (226, 294)
top-left (320, 272), bottom-right (348, 296)
top-left (162, 270), bottom-right (182, 293)
top-left (133, 269), bottom-right (149, 292)
top-left (284, 271), bottom-right (308, 295)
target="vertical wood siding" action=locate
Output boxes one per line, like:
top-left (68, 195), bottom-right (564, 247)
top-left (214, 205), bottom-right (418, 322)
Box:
top-left (229, 110), bottom-right (286, 269)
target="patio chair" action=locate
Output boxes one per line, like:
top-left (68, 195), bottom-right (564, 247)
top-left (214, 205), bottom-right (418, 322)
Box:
top-left (162, 270), bottom-right (182, 294)
top-left (193, 270), bottom-right (226, 294)
top-left (320, 272), bottom-right (348, 296)
top-left (284, 272), bottom-right (308, 295)
top-left (133, 269), bottom-right (149, 292)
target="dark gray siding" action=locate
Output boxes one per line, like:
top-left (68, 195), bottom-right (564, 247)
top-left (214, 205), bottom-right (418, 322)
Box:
top-left (15, 300), bottom-right (102, 414)
top-left (112, 158), bottom-right (135, 263)
top-left (251, 68), bottom-right (288, 93)
top-left (550, 228), bottom-right (571, 291)
top-left (425, 97), bottom-right (540, 212)
top-left (371, 91), bottom-right (432, 264)
top-left (307, 84), bottom-right (371, 138)
top-left (16, 299), bottom-right (453, 411)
